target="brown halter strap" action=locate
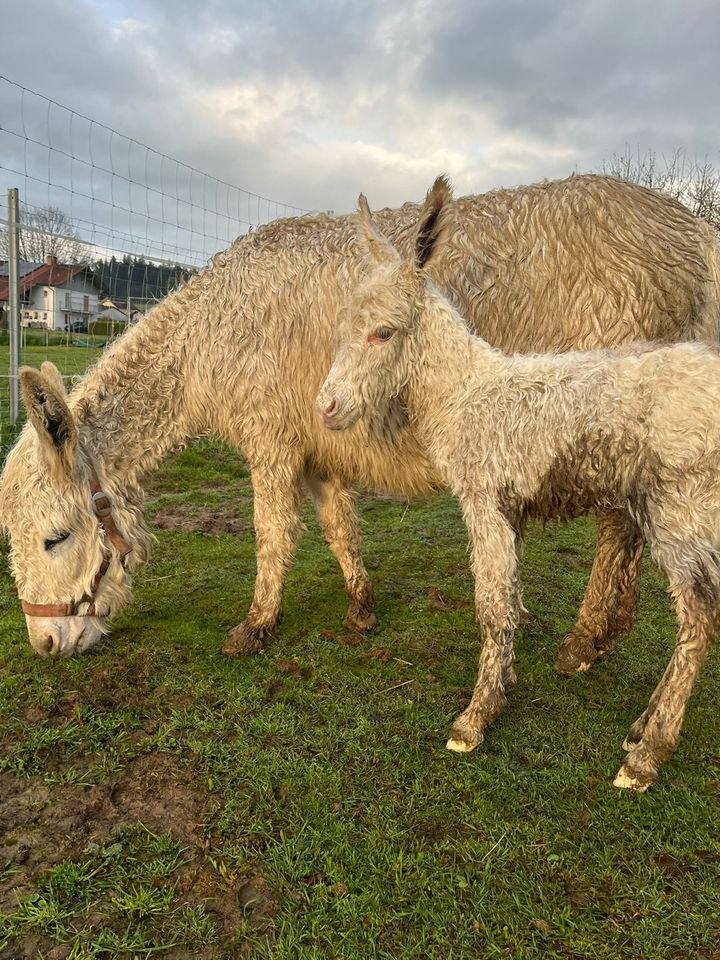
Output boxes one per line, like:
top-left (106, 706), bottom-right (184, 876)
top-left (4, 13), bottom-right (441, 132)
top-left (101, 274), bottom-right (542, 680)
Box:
top-left (21, 466), bottom-right (133, 618)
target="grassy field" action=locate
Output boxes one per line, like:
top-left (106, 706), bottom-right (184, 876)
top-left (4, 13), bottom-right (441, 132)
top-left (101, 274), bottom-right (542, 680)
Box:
top-left (1, 347), bottom-right (719, 959)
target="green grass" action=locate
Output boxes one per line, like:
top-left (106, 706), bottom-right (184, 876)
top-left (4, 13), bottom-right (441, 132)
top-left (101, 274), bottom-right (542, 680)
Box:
top-left (1, 351), bottom-right (720, 958)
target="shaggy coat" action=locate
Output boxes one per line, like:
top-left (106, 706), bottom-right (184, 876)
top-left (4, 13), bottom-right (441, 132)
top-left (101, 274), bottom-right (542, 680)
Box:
top-left (317, 177), bottom-right (720, 790)
top-left (1, 175), bottom-right (719, 660)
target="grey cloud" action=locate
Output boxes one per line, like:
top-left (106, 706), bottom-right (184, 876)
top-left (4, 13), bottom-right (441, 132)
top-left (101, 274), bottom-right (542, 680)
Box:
top-left (419, 0), bottom-right (720, 141)
top-left (2, 0), bottom-right (718, 229)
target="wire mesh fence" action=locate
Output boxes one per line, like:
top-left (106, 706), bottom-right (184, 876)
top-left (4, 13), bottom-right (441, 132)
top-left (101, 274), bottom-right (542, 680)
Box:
top-left (0, 74), bottom-right (311, 459)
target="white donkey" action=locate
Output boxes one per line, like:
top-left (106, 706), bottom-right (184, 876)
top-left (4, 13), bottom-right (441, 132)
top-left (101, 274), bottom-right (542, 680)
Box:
top-left (1, 175), bottom-right (718, 663)
top-left (316, 177), bottom-right (720, 790)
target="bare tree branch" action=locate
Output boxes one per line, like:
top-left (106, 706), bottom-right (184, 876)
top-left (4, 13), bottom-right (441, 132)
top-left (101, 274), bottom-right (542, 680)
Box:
top-left (0, 204), bottom-right (89, 264)
top-left (603, 148), bottom-right (720, 230)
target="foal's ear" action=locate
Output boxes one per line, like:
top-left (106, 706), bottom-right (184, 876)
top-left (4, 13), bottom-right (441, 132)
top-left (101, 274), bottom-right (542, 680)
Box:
top-left (356, 193), bottom-right (401, 266)
top-left (20, 366), bottom-right (77, 477)
top-left (415, 175), bottom-right (454, 270)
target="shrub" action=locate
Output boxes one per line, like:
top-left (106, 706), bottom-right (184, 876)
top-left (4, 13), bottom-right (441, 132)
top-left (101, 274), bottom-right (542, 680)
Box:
top-left (89, 316), bottom-right (127, 338)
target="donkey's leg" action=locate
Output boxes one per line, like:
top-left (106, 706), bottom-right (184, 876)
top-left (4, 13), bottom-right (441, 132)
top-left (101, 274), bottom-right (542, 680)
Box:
top-left (614, 584), bottom-right (716, 791)
top-left (555, 509), bottom-right (644, 675)
top-left (501, 632), bottom-right (517, 692)
top-left (307, 474), bottom-right (376, 632)
top-left (224, 462), bottom-right (304, 656)
top-left (622, 657), bottom-right (674, 751)
top-left (447, 497), bottom-right (520, 752)
top-left (500, 527), bottom-right (525, 692)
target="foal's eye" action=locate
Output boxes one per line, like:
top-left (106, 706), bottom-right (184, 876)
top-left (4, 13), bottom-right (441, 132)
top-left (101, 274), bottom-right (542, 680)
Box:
top-left (369, 327), bottom-right (395, 343)
top-left (44, 532), bottom-right (70, 551)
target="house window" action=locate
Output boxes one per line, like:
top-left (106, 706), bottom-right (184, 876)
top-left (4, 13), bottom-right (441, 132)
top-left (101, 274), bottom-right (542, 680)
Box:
top-left (64, 292), bottom-right (71, 310)
top-left (83, 295), bottom-right (89, 312)
top-left (43, 289), bottom-right (48, 299)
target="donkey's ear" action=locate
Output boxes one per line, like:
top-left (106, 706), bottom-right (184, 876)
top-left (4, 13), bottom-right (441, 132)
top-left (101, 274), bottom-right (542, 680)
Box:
top-left (415, 175), bottom-right (454, 270)
top-left (20, 366), bottom-right (77, 476)
top-left (39, 361), bottom-right (68, 397)
top-left (356, 193), bottom-right (401, 266)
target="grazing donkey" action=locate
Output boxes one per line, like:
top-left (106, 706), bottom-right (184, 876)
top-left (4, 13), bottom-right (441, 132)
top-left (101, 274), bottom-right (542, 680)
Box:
top-left (316, 177), bottom-right (720, 790)
top-left (1, 176), bottom-right (719, 663)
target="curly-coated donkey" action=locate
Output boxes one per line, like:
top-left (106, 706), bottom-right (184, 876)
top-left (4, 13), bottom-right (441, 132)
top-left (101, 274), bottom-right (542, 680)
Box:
top-left (316, 177), bottom-right (720, 790)
top-left (1, 175), bottom-right (719, 667)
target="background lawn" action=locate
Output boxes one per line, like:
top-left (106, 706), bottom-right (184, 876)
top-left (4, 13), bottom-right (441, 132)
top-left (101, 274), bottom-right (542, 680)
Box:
top-left (0, 345), bottom-right (719, 959)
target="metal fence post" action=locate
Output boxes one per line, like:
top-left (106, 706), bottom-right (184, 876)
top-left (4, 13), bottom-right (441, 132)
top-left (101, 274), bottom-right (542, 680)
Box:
top-left (8, 187), bottom-right (21, 423)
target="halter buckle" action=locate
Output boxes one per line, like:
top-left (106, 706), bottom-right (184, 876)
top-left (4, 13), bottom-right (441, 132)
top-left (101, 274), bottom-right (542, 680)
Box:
top-left (92, 490), bottom-right (113, 518)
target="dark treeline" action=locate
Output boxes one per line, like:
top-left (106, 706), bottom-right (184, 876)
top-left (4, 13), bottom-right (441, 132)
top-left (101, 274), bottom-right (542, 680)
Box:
top-left (91, 255), bottom-right (194, 304)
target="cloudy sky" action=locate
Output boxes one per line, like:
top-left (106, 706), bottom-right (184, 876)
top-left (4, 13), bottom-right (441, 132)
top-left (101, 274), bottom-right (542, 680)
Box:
top-left (1, 0), bottom-right (718, 258)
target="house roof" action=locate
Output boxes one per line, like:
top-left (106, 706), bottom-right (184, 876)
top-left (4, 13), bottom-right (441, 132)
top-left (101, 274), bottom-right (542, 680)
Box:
top-left (0, 256), bottom-right (91, 302)
top-left (0, 260), bottom-right (40, 280)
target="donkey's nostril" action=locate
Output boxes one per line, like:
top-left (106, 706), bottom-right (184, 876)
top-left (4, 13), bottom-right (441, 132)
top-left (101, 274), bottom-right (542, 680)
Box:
top-left (324, 399), bottom-right (337, 417)
top-left (39, 634), bottom-right (55, 655)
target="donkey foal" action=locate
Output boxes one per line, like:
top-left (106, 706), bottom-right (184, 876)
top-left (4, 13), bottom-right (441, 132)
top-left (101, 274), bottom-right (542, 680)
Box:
top-left (317, 176), bottom-right (720, 791)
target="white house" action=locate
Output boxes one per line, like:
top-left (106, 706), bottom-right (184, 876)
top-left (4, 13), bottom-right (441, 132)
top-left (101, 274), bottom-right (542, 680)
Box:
top-left (0, 255), bottom-right (101, 330)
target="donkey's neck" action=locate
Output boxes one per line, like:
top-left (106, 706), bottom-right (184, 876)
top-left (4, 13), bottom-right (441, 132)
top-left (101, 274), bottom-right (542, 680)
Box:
top-left (406, 286), bottom-right (507, 425)
top-left (69, 292), bottom-right (200, 487)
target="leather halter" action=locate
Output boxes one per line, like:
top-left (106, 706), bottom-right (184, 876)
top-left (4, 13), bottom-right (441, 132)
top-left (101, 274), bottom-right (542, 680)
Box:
top-left (21, 467), bottom-right (133, 618)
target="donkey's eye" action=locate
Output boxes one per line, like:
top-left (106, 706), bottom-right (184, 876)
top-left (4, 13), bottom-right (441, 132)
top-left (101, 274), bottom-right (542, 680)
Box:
top-left (44, 532), bottom-right (70, 551)
top-left (369, 327), bottom-right (395, 343)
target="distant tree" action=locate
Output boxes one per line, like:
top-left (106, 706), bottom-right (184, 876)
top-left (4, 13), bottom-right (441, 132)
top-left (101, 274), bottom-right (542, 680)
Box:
top-left (603, 148), bottom-right (720, 230)
top-left (0, 204), bottom-right (89, 264)
top-left (91, 254), bottom-right (193, 302)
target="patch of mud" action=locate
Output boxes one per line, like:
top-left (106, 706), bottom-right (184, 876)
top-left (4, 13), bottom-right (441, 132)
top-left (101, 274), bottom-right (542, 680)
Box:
top-left (554, 546), bottom-right (589, 571)
top-left (427, 588), bottom-right (469, 613)
top-left (151, 503), bottom-right (246, 536)
top-left (0, 754), bottom-right (278, 959)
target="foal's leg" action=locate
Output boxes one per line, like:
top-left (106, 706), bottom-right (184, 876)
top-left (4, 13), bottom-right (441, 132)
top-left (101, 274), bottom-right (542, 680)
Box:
top-left (307, 474), bottom-right (377, 631)
top-left (447, 497), bottom-right (520, 752)
top-left (622, 657), bottom-right (674, 752)
top-left (224, 460), bottom-right (304, 655)
top-left (555, 509), bottom-right (644, 675)
top-left (614, 584), bottom-right (717, 791)
top-left (500, 523), bottom-right (525, 692)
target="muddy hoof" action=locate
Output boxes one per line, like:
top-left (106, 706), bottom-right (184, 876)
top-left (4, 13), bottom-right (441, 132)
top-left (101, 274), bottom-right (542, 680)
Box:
top-left (223, 622), bottom-right (266, 656)
top-left (613, 766), bottom-right (654, 792)
top-left (343, 608), bottom-right (378, 633)
top-left (613, 745), bottom-right (659, 792)
top-left (554, 631), bottom-right (603, 675)
top-left (446, 715), bottom-right (487, 754)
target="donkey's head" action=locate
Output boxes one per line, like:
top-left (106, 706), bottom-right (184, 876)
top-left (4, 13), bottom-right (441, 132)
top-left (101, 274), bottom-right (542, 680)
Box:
top-left (316, 175), bottom-right (454, 431)
top-left (0, 362), bottom-right (144, 656)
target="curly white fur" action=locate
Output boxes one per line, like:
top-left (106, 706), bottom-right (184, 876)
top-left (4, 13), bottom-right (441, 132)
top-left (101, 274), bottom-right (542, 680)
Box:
top-left (1, 174), bottom-right (719, 659)
top-left (318, 177), bottom-right (720, 790)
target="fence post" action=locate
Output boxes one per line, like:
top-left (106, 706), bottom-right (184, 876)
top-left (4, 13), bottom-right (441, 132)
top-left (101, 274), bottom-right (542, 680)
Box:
top-left (7, 188), bottom-right (21, 423)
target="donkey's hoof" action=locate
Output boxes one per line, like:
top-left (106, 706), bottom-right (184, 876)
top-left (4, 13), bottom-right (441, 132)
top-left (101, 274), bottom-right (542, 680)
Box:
top-left (223, 622), bottom-right (266, 656)
top-left (613, 746), bottom-right (658, 792)
top-left (343, 608), bottom-right (378, 633)
top-left (554, 631), bottom-right (601, 675)
top-left (613, 766), bottom-right (652, 792)
top-left (446, 718), bottom-right (484, 753)
top-left (446, 737), bottom-right (479, 753)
